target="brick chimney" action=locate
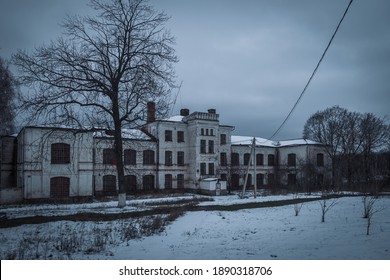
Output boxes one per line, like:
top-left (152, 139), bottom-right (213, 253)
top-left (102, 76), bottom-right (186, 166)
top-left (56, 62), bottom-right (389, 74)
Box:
top-left (147, 101), bottom-right (156, 123)
top-left (180, 108), bottom-right (190, 116)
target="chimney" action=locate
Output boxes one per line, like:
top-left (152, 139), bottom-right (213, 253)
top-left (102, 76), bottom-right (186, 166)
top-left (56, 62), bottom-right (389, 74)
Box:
top-left (147, 101), bottom-right (156, 123)
top-left (208, 108), bottom-right (216, 114)
top-left (180, 108), bottom-right (190, 116)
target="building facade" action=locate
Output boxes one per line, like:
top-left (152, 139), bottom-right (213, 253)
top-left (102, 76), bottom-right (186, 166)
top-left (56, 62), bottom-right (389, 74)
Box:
top-left (0, 105), bottom-right (332, 203)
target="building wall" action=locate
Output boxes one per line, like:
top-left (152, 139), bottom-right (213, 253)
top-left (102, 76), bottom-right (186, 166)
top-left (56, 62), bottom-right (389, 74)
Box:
top-left (17, 127), bottom-right (94, 199)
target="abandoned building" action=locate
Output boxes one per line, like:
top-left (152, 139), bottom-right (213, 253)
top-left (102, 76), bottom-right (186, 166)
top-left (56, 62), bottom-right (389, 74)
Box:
top-left (0, 103), bottom-right (332, 203)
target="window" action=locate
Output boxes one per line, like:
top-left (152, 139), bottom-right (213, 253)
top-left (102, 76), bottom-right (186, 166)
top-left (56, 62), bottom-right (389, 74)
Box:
top-left (165, 151), bottom-right (173, 166)
top-left (220, 152), bottom-right (227, 166)
top-left (256, 173), bottom-right (264, 186)
top-left (208, 163), bottom-right (215, 175)
top-left (244, 153), bottom-right (251, 166)
top-left (268, 154), bottom-right (275, 166)
top-left (246, 174), bottom-right (252, 187)
top-left (50, 177), bottom-right (70, 198)
top-left (256, 154), bottom-right (264, 166)
top-left (317, 153), bottom-right (324, 167)
top-left (210, 129), bottom-right (214, 136)
top-left (143, 150), bottom-right (155, 165)
top-left (200, 163), bottom-right (206, 175)
top-left (231, 174), bottom-right (240, 190)
top-left (177, 131), bottom-right (184, 143)
top-left (51, 143), bottom-right (70, 164)
top-left (124, 149), bottom-right (136, 165)
top-left (103, 148), bottom-right (116, 165)
top-left (142, 175), bottom-right (155, 191)
top-left (165, 130), bottom-right (172, 141)
top-left (124, 175), bottom-right (137, 194)
top-left (231, 153), bottom-right (240, 166)
top-left (220, 134), bottom-right (227, 145)
top-left (165, 174), bottom-right (173, 189)
top-left (208, 140), bottom-right (214, 154)
top-left (103, 175), bottom-right (117, 196)
top-left (288, 153), bottom-right (296, 167)
top-left (200, 140), bottom-right (206, 154)
top-left (177, 151), bottom-right (185, 166)
top-left (201, 128), bottom-right (204, 135)
top-left (177, 174), bottom-right (184, 189)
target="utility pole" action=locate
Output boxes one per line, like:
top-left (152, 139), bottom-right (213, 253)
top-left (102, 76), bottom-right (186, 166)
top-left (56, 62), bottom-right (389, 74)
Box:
top-left (241, 137), bottom-right (256, 198)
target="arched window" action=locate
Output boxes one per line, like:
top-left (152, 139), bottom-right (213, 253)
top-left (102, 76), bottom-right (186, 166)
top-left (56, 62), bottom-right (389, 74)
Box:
top-left (165, 174), bottom-right (173, 189)
top-left (103, 149), bottom-right (116, 164)
top-left (268, 154), bottom-right (275, 166)
top-left (231, 153), bottom-right (240, 166)
top-left (51, 143), bottom-right (70, 164)
top-left (256, 154), bottom-right (264, 166)
top-left (143, 150), bottom-right (155, 165)
top-left (288, 153), bottom-right (296, 167)
top-left (103, 175), bottom-right (117, 196)
top-left (124, 149), bottom-right (136, 165)
top-left (50, 177), bottom-right (70, 198)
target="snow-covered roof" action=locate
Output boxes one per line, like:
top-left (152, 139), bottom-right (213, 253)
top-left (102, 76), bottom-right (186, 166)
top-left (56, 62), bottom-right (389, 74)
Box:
top-left (231, 135), bottom-right (324, 147)
top-left (93, 129), bottom-right (152, 140)
top-left (164, 115), bottom-right (185, 122)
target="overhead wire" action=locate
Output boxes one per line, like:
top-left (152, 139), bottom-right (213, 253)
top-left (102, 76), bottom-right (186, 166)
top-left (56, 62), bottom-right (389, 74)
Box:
top-left (268, 0), bottom-right (354, 140)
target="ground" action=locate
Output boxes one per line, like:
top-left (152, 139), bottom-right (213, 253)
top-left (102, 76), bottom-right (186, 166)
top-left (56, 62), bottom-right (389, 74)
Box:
top-left (0, 192), bottom-right (389, 260)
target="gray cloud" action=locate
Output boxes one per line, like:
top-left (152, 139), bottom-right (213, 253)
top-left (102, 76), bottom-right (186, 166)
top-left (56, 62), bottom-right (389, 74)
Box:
top-left (1, 0), bottom-right (389, 139)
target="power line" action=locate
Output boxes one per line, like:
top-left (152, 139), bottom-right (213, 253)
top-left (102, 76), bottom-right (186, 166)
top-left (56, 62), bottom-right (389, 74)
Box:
top-left (269, 0), bottom-right (354, 140)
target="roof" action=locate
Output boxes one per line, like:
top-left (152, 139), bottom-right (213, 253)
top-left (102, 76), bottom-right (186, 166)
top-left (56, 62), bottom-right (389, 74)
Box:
top-left (163, 115), bottom-right (185, 122)
top-left (93, 129), bottom-right (152, 140)
top-left (231, 135), bottom-right (324, 147)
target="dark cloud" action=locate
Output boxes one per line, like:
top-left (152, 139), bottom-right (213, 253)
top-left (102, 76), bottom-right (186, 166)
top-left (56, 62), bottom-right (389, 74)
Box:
top-left (1, 0), bottom-right (389, 139)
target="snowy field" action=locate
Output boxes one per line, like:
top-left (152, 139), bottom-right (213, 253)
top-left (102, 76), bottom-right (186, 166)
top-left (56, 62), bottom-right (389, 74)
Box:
top-left (0, 194), bottom-right (389, 260)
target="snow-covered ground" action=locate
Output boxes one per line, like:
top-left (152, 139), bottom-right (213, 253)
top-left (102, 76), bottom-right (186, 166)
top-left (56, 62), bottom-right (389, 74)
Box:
top-left (0, 194), bottom-right (389, 260)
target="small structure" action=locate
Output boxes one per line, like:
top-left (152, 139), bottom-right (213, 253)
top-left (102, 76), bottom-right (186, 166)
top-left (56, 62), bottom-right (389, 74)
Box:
top-left (199, 178), bottom-right (226, 196)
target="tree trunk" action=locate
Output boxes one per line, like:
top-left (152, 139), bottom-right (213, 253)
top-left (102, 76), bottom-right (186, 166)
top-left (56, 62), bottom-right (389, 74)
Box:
top-left (112, 94), bottom-right (126, 208)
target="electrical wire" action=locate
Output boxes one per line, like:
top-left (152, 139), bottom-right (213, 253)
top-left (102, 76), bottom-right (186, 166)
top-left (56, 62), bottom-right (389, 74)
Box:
top-left (269, 0), bottom-right (354, 140)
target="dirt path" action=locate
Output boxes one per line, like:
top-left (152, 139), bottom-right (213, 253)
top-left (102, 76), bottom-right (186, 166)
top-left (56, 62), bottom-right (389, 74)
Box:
top-left (0, 197), bottom-right (333, 228)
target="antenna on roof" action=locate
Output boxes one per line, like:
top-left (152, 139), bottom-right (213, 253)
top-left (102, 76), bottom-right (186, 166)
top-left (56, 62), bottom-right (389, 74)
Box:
top-left (170, 80), bottom-right (183, 116)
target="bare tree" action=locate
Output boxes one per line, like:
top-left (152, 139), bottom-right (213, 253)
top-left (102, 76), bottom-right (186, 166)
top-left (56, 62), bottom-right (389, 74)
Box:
top-left (318, 191), bottom-right (338, 223)
top-left (0, 57), bottom-right (17, 136)
top-left (359, 113), bottom-right (388, 191)
top-left (12, 0), bottom-right (178, 207)
top-left (362, 194), bottom-right (384, 235)
top-left (303, 106), bottom-right (348, 188)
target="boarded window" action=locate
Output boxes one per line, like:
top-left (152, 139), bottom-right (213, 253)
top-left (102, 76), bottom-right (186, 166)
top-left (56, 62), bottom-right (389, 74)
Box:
top-left (244, 153), bottom-right (251, 166)
top-left (50, 177), bottom-right (70, 198)
top-left (200, 140), bottom-right (206, 154)
top-left (256, 154), bottom-right (264, 166)
top-left (165, 174), bottom-right (173, 189)
top-left (143, 150), bottom-right (155, 165)
top-left (103, 175), bottom-right (117, 196)
top-left (257, 173), bottom-right (264, 186)
top-left (103, 148), bottom-right (116, 164)
top-left (51, 143), bottom-right (70, 164)
top-left (177, 131), bottom-right (184, 143)
top-left (165, 130), bottom-right (172, 141)
top-left (231, 153), bottom-right (240, 166)
top-left (124, 149), bottom-right (136, 165)
top-left (288, 153), bottom-right (296, 167)
top-left (220, 134), bottom-right (227, 145)
top-left (268, 154), bottom-right (275, 166)
top-left (165, 151), bottom-right (173, 166)
top-left (177, 151), bottom-right (185, 166)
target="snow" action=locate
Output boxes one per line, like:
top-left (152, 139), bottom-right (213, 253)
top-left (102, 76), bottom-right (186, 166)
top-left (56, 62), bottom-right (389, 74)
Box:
top-left (163, 115), bottom-right (184, 122)
top-left (231, 136), bottom-right (323, 147)
top-left (0, 194), bottom-right (389, 260)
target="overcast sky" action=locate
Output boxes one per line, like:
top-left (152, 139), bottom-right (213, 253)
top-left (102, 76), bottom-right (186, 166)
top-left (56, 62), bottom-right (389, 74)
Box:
top-left (1, 0), bottom-right (389, 140)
